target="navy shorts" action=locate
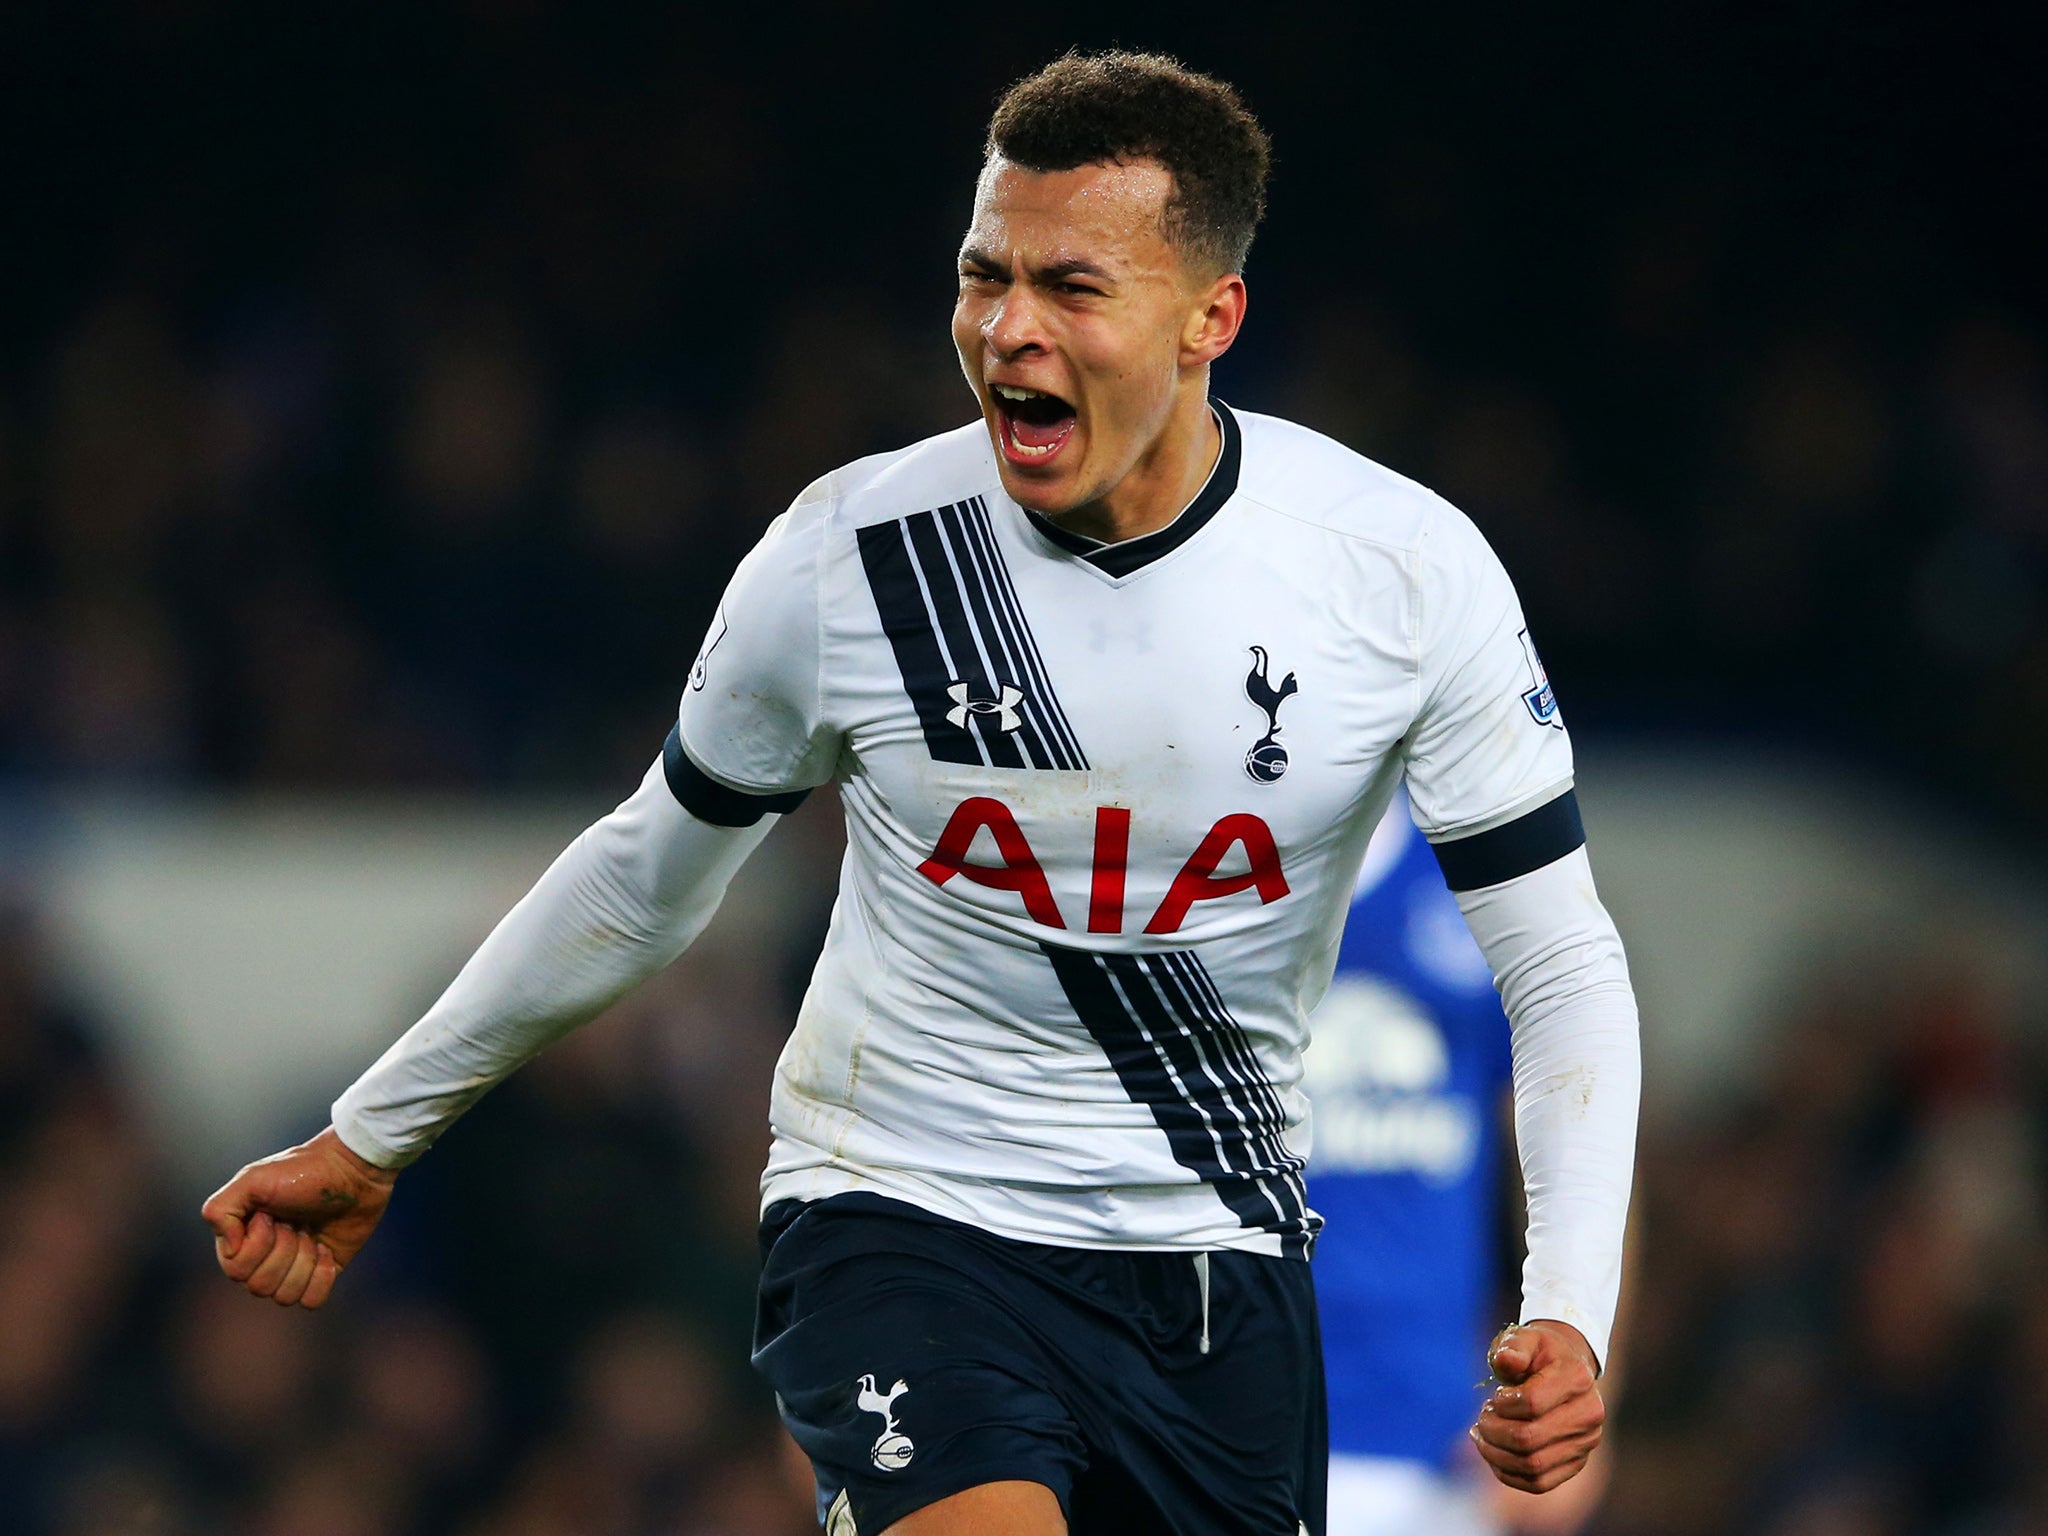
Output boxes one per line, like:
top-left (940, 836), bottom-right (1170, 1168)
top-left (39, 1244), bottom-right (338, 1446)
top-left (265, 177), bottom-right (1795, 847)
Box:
top-left (753, 1194), bottom-right (1327, 1535)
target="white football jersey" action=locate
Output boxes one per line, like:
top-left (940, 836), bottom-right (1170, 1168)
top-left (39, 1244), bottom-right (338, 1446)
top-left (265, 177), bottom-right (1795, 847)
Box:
top-left (671, 403), bottom-right (1579, 1258)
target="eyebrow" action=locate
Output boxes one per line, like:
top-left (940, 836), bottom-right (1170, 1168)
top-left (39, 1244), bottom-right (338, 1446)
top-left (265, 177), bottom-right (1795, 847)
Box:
top-left (957, 246), bottom-right (1114, 284)
top-left (1039, 257), bottom-right (1113, 283)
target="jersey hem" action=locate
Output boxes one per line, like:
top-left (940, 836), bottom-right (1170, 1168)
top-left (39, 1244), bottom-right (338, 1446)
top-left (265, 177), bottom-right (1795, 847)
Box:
top-left (759, 1164), bottom-right (1303, 1259)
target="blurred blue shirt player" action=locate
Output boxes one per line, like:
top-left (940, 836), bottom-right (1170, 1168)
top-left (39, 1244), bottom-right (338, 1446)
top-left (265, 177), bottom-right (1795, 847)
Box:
top-left (1309, 799), bottom-right (1601, 1536)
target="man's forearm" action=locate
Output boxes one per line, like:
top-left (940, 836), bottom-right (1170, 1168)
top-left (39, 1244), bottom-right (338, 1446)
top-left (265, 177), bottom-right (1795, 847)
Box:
top-left (330, 758), bottom-right (775, 1168)
top-left (1456, 846), bottom-right (1640, 1368)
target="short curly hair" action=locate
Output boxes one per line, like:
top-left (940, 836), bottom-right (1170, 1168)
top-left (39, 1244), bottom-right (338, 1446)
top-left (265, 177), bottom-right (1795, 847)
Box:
top-left (986, 51), bottom-right (1272, 276)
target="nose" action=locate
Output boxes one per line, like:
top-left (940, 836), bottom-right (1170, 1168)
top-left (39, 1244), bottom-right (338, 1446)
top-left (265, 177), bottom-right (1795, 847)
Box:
top-left (984, 284), bottom-right (1050, 360)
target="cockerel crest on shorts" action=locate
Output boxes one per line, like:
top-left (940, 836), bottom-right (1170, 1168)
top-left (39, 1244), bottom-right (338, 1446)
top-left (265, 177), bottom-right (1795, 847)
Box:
top-left (856, 1374), bottom-right (915, 1471)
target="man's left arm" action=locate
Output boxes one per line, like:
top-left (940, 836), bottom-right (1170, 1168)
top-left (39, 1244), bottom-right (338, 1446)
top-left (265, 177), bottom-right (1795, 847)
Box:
top-left (1400, 498), bottom-right (1641, 1495)
top-left (1453, 845), bottom-right (1639, 1493)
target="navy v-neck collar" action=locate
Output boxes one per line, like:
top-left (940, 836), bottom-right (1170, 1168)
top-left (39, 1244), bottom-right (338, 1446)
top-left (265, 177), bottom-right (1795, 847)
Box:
top-left (1023, 400), bottom-right (1242, 577)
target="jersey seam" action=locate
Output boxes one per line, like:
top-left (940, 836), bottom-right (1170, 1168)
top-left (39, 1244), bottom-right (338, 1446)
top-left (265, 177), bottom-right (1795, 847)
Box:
top-left (1408, 537), bottom-right (1425, 748)
top-left (835, 472), bottom-right (1008, 535)
top-left (1421, 776), bottom-right (1577, 842)
top-left (813, 493), bottom-right (832, 755)
top-left (1226, 489), bottom-right (1438, 728)
top-left (671, 720), bottom-right (811, 799)
top-left (1409, 496), bottom-right (1474, 720)
top-left (1230, 490), bottom-right (1437, 557)
top-left (835, 998), bottom-right (874, 1150)
top-left (677, 494), bottom-right (843, 798)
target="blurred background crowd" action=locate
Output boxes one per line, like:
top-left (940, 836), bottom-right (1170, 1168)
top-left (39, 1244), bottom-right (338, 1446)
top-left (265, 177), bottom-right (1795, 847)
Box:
top-left (2, 3), bottom-right (2045, 1534)
top-left (0, 880), bottom-right (829, 1536)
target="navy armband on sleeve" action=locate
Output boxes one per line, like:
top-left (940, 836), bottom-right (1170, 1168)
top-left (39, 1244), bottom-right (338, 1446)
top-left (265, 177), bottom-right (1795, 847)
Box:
top-left (662, 726), bottom-right (811, 827)
top-left (1430, 788), bottom-right (1585, 892)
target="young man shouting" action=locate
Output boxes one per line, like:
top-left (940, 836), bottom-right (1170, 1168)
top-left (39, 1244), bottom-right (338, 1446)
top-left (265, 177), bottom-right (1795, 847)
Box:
top-left (205, 52), bottom-right (1639, 1536)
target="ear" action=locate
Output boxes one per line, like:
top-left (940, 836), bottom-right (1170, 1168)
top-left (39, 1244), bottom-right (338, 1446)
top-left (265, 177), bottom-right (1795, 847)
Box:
top-left (1181, 272), bottom-right (1248, 369)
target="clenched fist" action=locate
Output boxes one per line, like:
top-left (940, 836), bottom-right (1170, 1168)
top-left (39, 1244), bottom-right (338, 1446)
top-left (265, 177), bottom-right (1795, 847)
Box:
top-left (1471, 1320), bottom-right (1606, 1494)
top-left (201, 1127), bottom-right (397, 1308)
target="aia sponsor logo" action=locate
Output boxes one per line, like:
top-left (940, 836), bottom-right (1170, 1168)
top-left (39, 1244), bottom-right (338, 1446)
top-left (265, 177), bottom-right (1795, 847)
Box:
top-left (917, 797), bottom-right (1289, 935)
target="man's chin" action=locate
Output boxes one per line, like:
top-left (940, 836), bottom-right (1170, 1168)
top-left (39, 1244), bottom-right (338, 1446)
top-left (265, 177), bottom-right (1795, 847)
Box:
top-left (991, 453), bottom-right (1091, 519)
top-left (999, 474), bottom-right (1076, 518)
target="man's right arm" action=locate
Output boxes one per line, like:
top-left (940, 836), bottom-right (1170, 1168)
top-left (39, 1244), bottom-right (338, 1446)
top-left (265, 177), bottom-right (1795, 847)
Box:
top-left (331, 748), bottom-right (783, 1167)
top-left (203, 497), bottom-right (838, 1306)
top-left (201, 753), bottom-right (787, 1306)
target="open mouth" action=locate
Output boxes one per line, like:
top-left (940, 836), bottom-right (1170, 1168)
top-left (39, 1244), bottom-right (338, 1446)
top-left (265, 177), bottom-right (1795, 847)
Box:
top-left (991, 384), bottom-right (1078, 465)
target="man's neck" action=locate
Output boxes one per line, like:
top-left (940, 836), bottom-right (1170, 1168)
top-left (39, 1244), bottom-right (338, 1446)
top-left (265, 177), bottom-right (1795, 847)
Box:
top-left (1050, 390), bottom-right (1222, 546)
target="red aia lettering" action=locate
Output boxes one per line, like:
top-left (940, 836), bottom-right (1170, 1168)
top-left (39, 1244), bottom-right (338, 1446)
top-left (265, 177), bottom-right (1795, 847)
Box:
top-left (1088, 807), bottom-right (1131, 934)
top-left (919, 799), bottom-right (1289, 935)
top-left (1143, 813), bottom-right (1291, 934)
top-left (917, 796), bottom-right (1067, 929)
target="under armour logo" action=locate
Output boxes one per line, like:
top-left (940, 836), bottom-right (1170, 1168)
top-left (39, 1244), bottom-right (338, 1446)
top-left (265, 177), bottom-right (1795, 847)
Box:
top-left (946, 681), bottom-right (1023, 734)
top-left (1243, 646), bottom-right (1299, 783)
top-left (856, 1374), bottom-right (914, 1471)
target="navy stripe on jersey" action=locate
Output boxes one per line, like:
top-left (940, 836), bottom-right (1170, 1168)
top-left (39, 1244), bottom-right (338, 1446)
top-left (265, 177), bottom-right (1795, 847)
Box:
top-left (940, 501), bottom-right (1088, 771)
top-left (1153, 951), bottom-right (1316, 1247)
top-left (857, 518), bottom-right (981, 764)
top-left (1043, 940), bottom-right (1318, 1257)
top-left (903, 511), bottom-right (1027, 769)
top-left (950, 501), bottom-right (1089, 768)
top-left (662, 726), bottom-right (811, 826)
top-left (1431, 787), bottom-right (1585, 891)
top-left (857, 499), bottom-right (1087, 771)
top-left (1155, 953), bottom-right (1302, 1177)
